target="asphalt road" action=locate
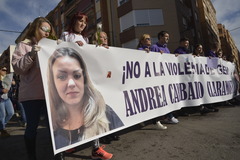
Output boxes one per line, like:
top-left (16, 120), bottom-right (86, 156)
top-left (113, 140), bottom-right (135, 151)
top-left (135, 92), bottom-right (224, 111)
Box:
top-left (1, 103), bottom-right (240, 160)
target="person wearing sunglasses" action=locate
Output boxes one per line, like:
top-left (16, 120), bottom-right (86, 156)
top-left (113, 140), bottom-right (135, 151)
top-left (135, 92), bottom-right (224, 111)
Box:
top-left (137, 34), bottom-right (152, 52)
top-left (0, 66), bottom-right (14, 138)
top-left (12, 17), bottom-right (65, 160)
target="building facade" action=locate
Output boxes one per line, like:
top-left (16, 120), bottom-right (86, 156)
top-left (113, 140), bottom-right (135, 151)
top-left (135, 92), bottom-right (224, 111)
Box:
top-left (116, 0), bottom-right (204, 52)
top-left (197, 0), bottom-right (220, 52)
top-left (218, 24), bottom-right (240, 72)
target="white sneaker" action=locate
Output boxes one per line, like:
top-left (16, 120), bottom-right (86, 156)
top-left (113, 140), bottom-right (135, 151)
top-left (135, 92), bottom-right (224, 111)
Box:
top-left (156, 121), bottom-right (167, 130)
top-left (167, 117), bottom-right (179, 124)
top-left (170, 117), bottom-right (179, 124)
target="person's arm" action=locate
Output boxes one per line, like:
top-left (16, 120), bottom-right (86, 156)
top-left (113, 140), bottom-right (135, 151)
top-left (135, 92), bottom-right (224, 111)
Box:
top-left (0, 82), bottom-right (8, 95)
top-left (11, 42), bottom-right (37, 75)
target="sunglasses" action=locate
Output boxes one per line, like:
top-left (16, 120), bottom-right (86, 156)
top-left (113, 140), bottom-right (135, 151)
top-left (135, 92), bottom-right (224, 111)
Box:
top-left (1, 69), bottom-right (7, 71)
top-left (145, 38), bottom-right (151, 41)
top-left (40, 26), bottom-right (51, 33)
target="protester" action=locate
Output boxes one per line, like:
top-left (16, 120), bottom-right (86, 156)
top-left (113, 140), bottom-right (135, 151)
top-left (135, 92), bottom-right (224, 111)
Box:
top-left (204, 41), bottom-right (222, 112)
top-left (60, 11), bottom-right (115, 159)
top-left (174, 37), bottom-right (190, 54)
top-left (151, 31), bottom-right (171, 54)
top-left (149, 31), bottom-right (179, 125)
top-left (11, 17), bottom-right (63, 160)
top-left (205, 41), bottom-right (220, 58)
top-left (190, 44), bottom-right (213, 115)
top-left (192, 44), bottom-right (204, 57)
top-left (136, 34), bottom-right (152, 52)
top-left (136, 33), bottom-right (167, 129)
top-left (92, 30), bottom-right (122, 144)
top-left (92, 31), bottom-right (109, 48)
top-left (0, 66), bottom-right (14, 138)
top-left (8, 76), bottom-right (27, 127)
top-left (173, 37), bottom-right (193, 116)
top-left (60, 11), bottom-right (89, 45)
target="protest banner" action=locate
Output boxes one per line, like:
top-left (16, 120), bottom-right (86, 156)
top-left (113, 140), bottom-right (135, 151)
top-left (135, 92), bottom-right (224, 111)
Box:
top-left (38, 38), bottom-right (237, 154)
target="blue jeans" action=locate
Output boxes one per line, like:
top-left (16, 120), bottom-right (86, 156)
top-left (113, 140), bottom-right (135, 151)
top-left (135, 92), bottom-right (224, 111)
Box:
top-left (0, 98), bottom-right (15, 130)
top-left (22, 100), bottom-right (48, 138)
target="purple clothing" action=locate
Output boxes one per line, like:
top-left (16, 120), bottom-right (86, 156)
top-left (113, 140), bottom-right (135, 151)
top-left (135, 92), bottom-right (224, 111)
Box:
top-left (138, 45), bottom-right (150, 50)
top-left (174, 47), bottom-right (190, 54)
top-left (205, 50), bottom-right (218, 57)
top-left (151, 42), bottom-right (170, 53)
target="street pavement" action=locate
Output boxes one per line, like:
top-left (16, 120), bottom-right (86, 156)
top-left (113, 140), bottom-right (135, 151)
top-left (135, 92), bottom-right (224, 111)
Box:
top-left (1, 103), bottom-right (240, 160)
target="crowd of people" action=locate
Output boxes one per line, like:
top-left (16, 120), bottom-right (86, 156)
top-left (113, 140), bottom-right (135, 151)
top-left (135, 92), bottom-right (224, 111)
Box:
top-left (0, 10), bottom-right (239, 160)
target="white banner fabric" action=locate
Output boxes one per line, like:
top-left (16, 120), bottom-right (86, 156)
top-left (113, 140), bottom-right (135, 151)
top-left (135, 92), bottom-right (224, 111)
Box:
top-left (38, 38), bottom-right (238, 154)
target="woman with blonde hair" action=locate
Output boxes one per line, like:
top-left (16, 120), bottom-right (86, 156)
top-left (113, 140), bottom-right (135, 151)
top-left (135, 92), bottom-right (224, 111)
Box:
top-left (92, 31), bottom-right (109, 48)
top-left (48, 47), bottom-right (123, 158)
top-left (136, 34), bottom-right (152, 52)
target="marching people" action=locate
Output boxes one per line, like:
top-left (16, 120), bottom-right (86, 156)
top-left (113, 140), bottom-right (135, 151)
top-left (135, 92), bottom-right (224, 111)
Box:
top-left (8, 76), bottom-right (27, 127)
top-left (192, 44), bottom-right (204, 57)
top-left (151, 31), bottom-right (171, 54)
top-left (173, 37), bottom-right (192, 116)
top-left (137, 33), bottom-right (167, 129)
top-left (205, 41), bottom-right (220, 58)
top-left (150, 31), bottom-right (179, 125)
top-left (174, 37), bottom-right (190, 55)
top-left (11, 17), bottom-right (64, 160)
top-left (92, 30), bottom-right (122, 144)
top-left (191, 44), bottom-right (213, 115)
top-left (60, 11), bottom-right (114, 160)
top-left (0, 66), bottom-right (14, 138)
top-left (136, 33), bottom-right (152, 52)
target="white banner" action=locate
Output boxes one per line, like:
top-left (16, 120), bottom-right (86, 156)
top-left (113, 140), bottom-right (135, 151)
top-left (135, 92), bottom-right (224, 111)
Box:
top-left (38, 38), bottom-right (238, 154)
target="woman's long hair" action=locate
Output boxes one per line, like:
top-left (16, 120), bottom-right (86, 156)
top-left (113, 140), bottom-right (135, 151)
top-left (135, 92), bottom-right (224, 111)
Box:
top-left (22, 17), bottom-right (56, 42)
top-left (48, 47), bottom-right (109, 139)
top-left (67, 11), bottom-right (88, 37)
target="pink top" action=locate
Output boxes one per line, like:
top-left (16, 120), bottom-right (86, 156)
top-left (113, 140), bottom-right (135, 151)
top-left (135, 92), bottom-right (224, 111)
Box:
top-left (11, 39), bottom-right (45, 102)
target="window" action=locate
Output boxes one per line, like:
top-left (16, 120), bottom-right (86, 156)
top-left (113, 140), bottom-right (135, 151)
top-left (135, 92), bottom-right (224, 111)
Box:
top-left (119, 9), bottom-right (164, 32)
top-left (118, 0), bottom-right (129, 6)
top-left (122, 39), bottom-right (138, 49)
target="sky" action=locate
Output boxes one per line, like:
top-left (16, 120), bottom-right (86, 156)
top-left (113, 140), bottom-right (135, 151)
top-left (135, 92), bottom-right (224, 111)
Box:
top-left (0, 0), bottom-right (240, 54)
top-left (0, 0), bottom-right (60, 53)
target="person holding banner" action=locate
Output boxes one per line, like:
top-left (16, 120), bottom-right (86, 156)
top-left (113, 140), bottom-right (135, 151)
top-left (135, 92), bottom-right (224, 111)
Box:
top-left (148, 31), bottom-right (179, 126)
top-left (0, 66), bottom-right (14, 138)
top-left (137, 33), bottom-right (167, 129)
top-left (136, 34), bottom-right (152, 52)
top-left (60, 11), bottom-right (89, 46)
top-left (47, 47), bottom-right (124, 159)
top-left (174, 37), bottom-right (190, 54)
top-left (193, 44), bottom-right (204, 57)
top-left (59, 11), bottom-right (117, 159)
top-left (92, 30), bottom-right (109, 49)
top-left (11, 17), bottom-right (64, 160)
top-left (205, 41), bottom-right (220, 58)
top-left (151, 31), bottom-right (171, 54)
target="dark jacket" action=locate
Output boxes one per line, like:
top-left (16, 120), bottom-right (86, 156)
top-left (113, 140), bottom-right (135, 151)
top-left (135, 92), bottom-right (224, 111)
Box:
top-left (54, 105), bottom-right (124, 149)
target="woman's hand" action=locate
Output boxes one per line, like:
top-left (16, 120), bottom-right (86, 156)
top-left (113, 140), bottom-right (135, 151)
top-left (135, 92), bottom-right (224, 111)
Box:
top-left (76, 41), bottom-right (84, 46)
top-left (29, 45), bottom-right (41, 60)
top-left (57, 39), bottom-right (63, 45)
